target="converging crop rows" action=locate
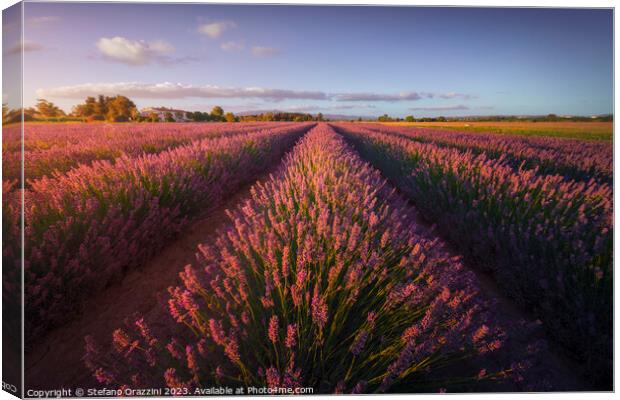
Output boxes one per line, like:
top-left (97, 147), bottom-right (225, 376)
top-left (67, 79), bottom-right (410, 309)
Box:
top-left (84, 124), bottom-right (510, 393)
top-left (7, 121), bottom-right (612, 393)
top-left (333, 123), bottom-right (613, 386)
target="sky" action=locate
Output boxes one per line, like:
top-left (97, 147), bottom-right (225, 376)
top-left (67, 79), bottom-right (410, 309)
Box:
top-left (3, 3), bottom-right (614, 117)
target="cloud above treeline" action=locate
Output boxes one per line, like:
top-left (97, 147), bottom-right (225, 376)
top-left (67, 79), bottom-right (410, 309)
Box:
top-left (37, 81), bottom-right (476, 104)
top-left (335, 91), bottom-right (475, 102)
top-left (335, 92), bottom-right (425, 102)
top-left (37, 82), bottom-right (329, 101)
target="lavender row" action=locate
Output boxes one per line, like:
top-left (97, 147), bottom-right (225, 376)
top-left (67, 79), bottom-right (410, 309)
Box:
top-left (84, 124), bottom-right (506, 393)
top-left (333, 123), bottom-right (612, 385)
top-left (2, 122), bottom-right (271, 152)
top-left (2, 180), bottom-right (21, 345)
top-left (358, 123), bottom-right (612, 184)
top-left (13, 123), bottom-right (312, 342)
top-left (3, 122), bottom-right (294, 184)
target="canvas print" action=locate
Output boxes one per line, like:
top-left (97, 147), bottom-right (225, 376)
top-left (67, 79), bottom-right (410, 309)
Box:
top-left (1, 2), bottom-right (614, 397)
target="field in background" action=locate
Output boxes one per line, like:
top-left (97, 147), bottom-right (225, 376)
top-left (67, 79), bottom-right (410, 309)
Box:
top-left (381, 121), bottom-right (613, 140)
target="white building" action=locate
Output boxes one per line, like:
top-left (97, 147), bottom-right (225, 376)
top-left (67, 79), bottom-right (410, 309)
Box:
top-left (140, 107), bottom-right (191, 122)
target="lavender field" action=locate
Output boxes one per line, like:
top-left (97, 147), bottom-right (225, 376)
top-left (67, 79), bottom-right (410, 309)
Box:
top-left (2, 3), bottom-right (613, 397)
top-left (4, 121), bottom-right (611, 393)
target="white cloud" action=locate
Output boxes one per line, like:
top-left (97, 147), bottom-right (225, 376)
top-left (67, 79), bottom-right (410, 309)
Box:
top-left (221, 41), bottom-right (244, 52)
top-left (4, 40), bottom-right (44, 56)
top-left (435, 92), bottom-right (476, 100)
top-left (335, 91), bottom-right (475, 102)
top-left (252, 46), bottom-right (280, 57)
top-left (330, 104), bottom-right (376, 110)
top-left (148, 40), bottom-right (174, 53)
top-left (36, 81), bottom-right (477, 107)
top-left (37, 82), bottom-right (330, 101)
top-left (96, 36), bottom-right (180, 66)
top-left (198, 21), bottom-right (236, 38)
top-left (335, 91), bottom-right (424, 102)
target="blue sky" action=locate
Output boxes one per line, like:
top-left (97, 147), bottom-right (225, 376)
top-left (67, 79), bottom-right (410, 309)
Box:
top-left (6, 3), bottom-right (614, 117)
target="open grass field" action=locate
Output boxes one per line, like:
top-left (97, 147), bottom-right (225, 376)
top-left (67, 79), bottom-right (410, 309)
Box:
top-left (381, 121), bottom-right (613, 140)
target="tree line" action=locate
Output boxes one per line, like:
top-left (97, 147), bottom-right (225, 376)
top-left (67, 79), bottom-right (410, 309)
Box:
top-left (376, 113), bottom-right (613, 123)
top-left (3, 96), bottom-right (140, 124)
top-left (3, 97), bottom-right (612, 124)
top-left (238, 112), bottom-right (325, 122)
top-left (2, 97), bottom-right (332, 124)
top-left (2, 96), bottom-right (336, 124)
top-left (2, 97), bottom-right (242, 124)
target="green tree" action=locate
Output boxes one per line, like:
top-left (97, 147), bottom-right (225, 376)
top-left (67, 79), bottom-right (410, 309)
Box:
top-left (96, 95), bottom-right (108, 117)
top-left (188, 111), bottom-right (210, 122)
top-left (72, 95), bottom-right (136, 121)
top-left (106, 96), bottom-right (137, 122)
top-left (35, 99), bottom-right (65, 118)
top-left (211, 106), bottom-right (224, 121)
top-left (165, 112), bottom-right (175, 122)
top-left (547, 114), bottom-right (558, 121)
top-left (405, 115), bottom-right (415, 122)
top-left (72, 96), bottom-right (97, 118)
top-left (225, 112), bottom-right (236, 122)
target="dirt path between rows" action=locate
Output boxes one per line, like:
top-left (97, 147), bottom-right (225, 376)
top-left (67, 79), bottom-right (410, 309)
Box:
top-left (24, 167), bottom-right (282, 391)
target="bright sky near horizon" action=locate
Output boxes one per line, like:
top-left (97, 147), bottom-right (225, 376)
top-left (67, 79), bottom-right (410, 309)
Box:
top-left (3, 3), bottom-right (614, 117)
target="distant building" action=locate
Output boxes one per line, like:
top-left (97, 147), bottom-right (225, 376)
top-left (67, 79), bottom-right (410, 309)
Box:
top-left (140, 107), bottom-right (191, 122)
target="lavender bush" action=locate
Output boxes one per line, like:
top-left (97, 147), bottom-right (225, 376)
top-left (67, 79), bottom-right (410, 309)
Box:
top-left (13, 124), bottom-right (311, 341)
top-left (4, 122), bottom-right (295, 184)
top-left (360, 123), bottom-right (612, 184)
top-left (85, 124), bottom-right (504, 393)
top-left (334, 123), bottom-right (612, 386)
